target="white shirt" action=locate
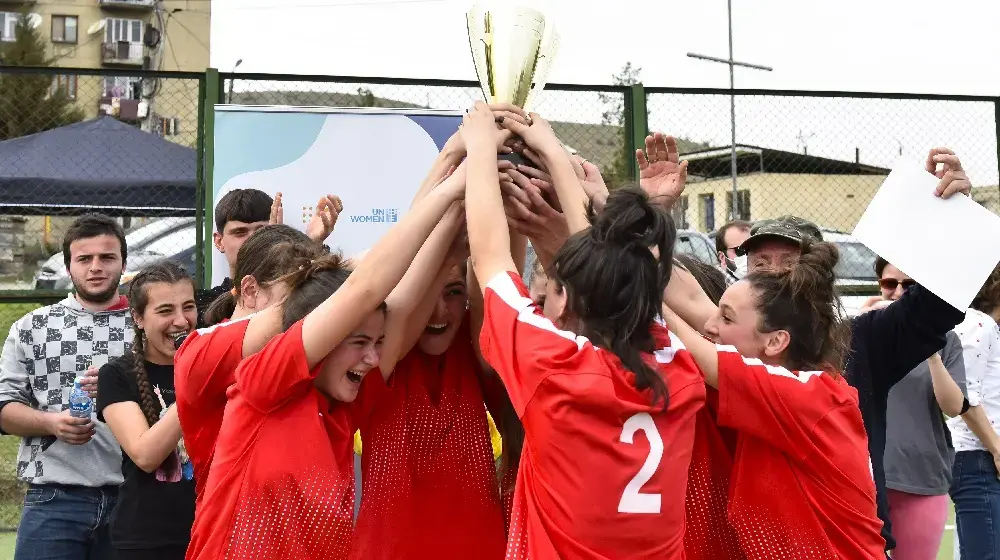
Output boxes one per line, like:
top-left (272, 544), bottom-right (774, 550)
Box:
top-left (947, 308), bottom-right (1000, 452)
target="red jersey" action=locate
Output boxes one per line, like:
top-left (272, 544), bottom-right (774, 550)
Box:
top-left (185, 321), bottom-right (356, 560)
top-left (715, 345), bottom-right (886, 559)
top-left (174, 315), bottom-right (252, 502)
top-left (480, 272), bottom-right (705, 559)
top-left (349, 318), bottom-right (506, 560)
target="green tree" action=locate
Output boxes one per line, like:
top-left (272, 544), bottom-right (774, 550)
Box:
top-left (597, 62), bottom-right (642, 188)
top-left (0, 10), bottom-right (84, 141)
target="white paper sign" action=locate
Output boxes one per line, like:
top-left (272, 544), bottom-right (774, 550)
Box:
top-left (852, 159), bottom-right (1000, 311)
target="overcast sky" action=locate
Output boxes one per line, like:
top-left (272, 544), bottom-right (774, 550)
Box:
top-left (204, 0), bottom-right (1000, 183)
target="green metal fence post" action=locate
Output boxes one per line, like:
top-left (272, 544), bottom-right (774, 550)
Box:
top-left (201, 68), bottom-right (220, 288)
top-left (627, 83), bottom-right (647, 181)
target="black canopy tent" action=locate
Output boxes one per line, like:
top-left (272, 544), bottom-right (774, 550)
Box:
top-left (0, 116), bottom-right (197, 217)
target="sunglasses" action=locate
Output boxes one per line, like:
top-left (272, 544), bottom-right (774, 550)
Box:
top-left (879, 278), bottom-right (916, 291)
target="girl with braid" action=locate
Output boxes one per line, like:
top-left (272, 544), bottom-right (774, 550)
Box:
top-left (96, 260), bottom-right (198, 560)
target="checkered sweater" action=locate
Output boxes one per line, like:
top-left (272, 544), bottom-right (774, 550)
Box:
top-left (0, 296), bottom-right (126, 486)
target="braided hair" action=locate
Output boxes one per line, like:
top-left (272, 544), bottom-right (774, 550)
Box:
top-left (127, 260), bottom-right (194, 426)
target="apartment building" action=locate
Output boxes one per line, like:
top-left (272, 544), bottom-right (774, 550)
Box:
top-left (1, 0), bottom-right (211, 147)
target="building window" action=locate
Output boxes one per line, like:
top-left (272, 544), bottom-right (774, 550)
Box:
top-left (725, 190), bottom-right (751, 221)
top-left (671, 195), bottom-right (689, 229)
top-left (51, 74), bottom-right (77, 99)
top-left (0, 12), bottom-right (18, 42)
top-left (51, 15), bottom-right (77, 44)
top-left (103, 76), bottom-right (141, 99)
top-left (700, 193), bottom-right (715, 232)
top-left (104, 17), bottom-right (143, 44)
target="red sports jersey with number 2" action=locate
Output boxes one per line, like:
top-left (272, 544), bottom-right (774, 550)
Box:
top-left (480, 272), bottom-right (705, 559)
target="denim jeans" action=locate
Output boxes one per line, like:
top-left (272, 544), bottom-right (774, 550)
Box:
top-left (13, 484), bottom-right (118, 560)
top-left (950, 450), bottom-right (1000, 560)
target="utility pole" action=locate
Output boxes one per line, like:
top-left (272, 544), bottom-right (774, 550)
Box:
top-left (687, 0), bottom-right (772, 221)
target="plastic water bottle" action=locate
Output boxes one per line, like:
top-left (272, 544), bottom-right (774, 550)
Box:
top-left (68, 377), bottom-right (93, 419)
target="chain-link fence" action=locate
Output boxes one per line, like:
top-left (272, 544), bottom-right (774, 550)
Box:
top-left (646, 88), bottom-right (1000, 284)
top-left (0, 66), bottom-right (202, 530)
top-left (0, 68), bottom-right (999, 531)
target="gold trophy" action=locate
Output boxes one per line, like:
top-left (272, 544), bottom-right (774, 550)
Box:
top-left (466, 3), bottom-right (559, 165)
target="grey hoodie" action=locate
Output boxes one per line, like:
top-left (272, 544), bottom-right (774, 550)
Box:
top-left (0, 295), bottom-right (126, 486)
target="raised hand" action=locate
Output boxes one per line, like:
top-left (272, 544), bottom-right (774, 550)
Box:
top-left (503, 180), bottom-right (571, 256)
top-left (925, 147), bottom-right (971, 199)
top-left (306, 195), bottom-right (343, 243)
top-left (573, 156), bottom-right (609, 214)
top-left (498, 112), bottom-right (564, 158)
top-left (636, 132), bottom-right (689, 208)
top-left (460, 102), bottom-right (505, 156)
top-left (446, 103), bottom-right (526, 156)
top-left (269, 192), bottom-right (284, 224)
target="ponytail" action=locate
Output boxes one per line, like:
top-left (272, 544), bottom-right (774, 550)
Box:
top-left (551, 187), bottom-right (675, 408)
top-left (747, 240), bottom-right (850, 372)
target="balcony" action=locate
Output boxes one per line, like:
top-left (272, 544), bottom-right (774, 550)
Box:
top-left (99, 0), bottom-right (153, 9)
top-left (101, 41), bottom-right (144, 66)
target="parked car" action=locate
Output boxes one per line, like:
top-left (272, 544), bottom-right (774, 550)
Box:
top-left (675, 229), bottom-right (716, 266)
top-left (119, 225), bottom-right (198, 287)
top-left (821, 228), bottom-right (881, 317)
top-left (34, 217), bottom-right (195, 290)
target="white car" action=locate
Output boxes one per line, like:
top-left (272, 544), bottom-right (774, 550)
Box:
top-left (820, 228), bottom-right (881, 317)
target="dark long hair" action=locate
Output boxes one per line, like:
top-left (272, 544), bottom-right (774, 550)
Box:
top-left (204, 224), bottom-right (315, 325)
top-left (550, 187), bottom-right (676, 407)
top-left (972, 262), bottom-right (1000, 316)
top-left (745, 240), bottom-right (850, 373)
top-left (127, 260), bottom-right (194, 426)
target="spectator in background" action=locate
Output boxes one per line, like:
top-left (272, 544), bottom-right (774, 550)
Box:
top-left (97, 261), bottom-right (197, 560)
top-left (714, 220), bottom-right (751, 283)
top-left (948, 263), bottom-right (1000, 560)
top-left (196, 189), bottom-right (342, 325)
top-left (0, 214), bottom-right (130, 560)
top-left (869, 257), bottom-right (968, 560)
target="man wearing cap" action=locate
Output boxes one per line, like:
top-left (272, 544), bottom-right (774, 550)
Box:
top-left (664, 148), bottom-right (971, 557)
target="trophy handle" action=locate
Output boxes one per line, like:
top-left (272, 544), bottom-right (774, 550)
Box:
top-left (523, 23), bottom-right (560, 113)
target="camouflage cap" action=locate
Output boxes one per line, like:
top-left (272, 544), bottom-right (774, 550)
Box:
top-left (736, 215), bottom-right (823, 255)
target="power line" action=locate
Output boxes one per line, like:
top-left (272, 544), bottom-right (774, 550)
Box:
top-left (166, 13), bottom-right (208, 52)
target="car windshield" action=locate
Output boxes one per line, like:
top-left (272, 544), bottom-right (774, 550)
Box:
top-left (833, 241), bottom-right (878, 281)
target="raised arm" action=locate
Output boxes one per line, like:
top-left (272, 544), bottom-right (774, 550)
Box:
top-left (855, 283), bottom-right (965, 396)
top-left (663, 265), bottom-right (719, 335)
top-left (378, 202), bottom-right (465, 374)
top-left (300, 165), bottom-right (467, 368)
top-left (660, 306), bottom-right (719, 387)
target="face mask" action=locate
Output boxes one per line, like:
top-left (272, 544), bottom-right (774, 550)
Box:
top-left (725, 254), bottom-right (748, 281)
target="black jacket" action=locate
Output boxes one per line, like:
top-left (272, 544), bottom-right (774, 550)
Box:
top-left (847, 283), bottom-right (965, 551)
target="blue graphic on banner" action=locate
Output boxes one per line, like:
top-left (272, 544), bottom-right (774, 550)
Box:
top-left (213, 111), bottom-right (326, 194)
top-left (407, 115), bottom-right (463, 151)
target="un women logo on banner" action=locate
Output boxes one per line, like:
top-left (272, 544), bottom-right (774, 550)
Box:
top-left (349, 208), bottom-right (399, 224)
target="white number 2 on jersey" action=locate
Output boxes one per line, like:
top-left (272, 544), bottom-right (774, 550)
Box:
top-left (618, 412), bottom-right (665, 514)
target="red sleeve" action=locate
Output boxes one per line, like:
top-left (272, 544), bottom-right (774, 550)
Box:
top-left (716, 345), bottom-right (849, 461)
top-left (174, 325), bottom-right (243, 405)
top-left (235, 320), bottom-right (316, 413)
top-left (480, 271), bottom-right (596, 418)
